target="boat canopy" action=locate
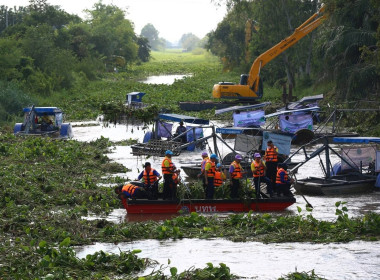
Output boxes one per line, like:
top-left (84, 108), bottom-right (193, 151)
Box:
top-left (333, 137), bottom-right (380, 144)
top-left (215, 102), bottom-right (271, 115)
top-left (23, 107), bottom-right (62, 116)
top-left (286, 94), bottom-right (323, 110)
top-left (264, 106), bottom-right (320, 119)
top-left (158, 113), bottom-right (209, 125)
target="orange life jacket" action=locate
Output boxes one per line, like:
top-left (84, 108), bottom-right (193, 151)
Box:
top-left (214, 171), bottom-right (223, 186)
top-left (266, 146), bottom-right (278, 162)
top-left (162, 157), bottom-right (174, 174)
top-left (252, 160), bottom-right (265, 178)
top-left (143, 169), bottom-right (157, 185)
top-left (121, 183), bottom-right (137, 197)
top-left (206, 159), bottom-right (216, 177)
top-left (230, 161), bottom-right (242, 179)
top-left (172, 173), bottom-right (180, 185)
top-left (276, 168), bottom-right (288, 184)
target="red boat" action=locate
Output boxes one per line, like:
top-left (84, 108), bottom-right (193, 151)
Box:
top-left (120, 197), bottom-right (296, 214)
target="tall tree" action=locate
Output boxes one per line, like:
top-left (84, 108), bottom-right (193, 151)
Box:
top-left (317, 0), bottom-right (379, 101)
top-left (140, 23), bottom-right (162, 51)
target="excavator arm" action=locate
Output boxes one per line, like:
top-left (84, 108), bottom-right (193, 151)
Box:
top-left (213, 5), bottom-right (326, 100)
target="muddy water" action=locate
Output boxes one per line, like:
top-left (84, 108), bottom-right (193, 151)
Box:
top-left (75, 239), bottom-right (380, 280)
top-left (73, 122), bottom-right (380, 279)
top-left (139, 74), bottom-right (191, 85)
top-left (73, 121), bottom-right (380, 222)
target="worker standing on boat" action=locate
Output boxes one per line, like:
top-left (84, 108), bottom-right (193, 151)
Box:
top-left (175, 120), bottom-right (187, 143)
top-left (229, 154), bottom-right (244, 198)
top-left (162, 150), bottom-right (179, 200)
top-left (137, 162), bottom-right (161, 199)
top-left (275, 163), bottom-right (294, 197)
top-left (251, 153), bottom-right (273, 198)
top-left (198, 152), bottom-right (209, 191)
top-left (264, 140), bottom-right (279, 192)
top-left (204, 153), bottom-right (218, 199)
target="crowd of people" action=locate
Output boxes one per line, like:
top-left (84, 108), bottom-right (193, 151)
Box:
top-left (115, 140), bottom-right (294, 201)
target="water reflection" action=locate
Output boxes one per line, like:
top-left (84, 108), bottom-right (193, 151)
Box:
top-left (139, 74), bottom-right (191, 85)
top-left (75, 239), bottom-right (380, 280)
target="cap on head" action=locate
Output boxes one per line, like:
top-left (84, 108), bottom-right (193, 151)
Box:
top-left (165, 150), bottom-right (173, 155)
top-left (210, 153), bottom-right (217, 159)
top-left (201, 152), bottom-right (208, 157)
top-left (216, 163), bottom-right (221, 168)
top-left (235, 154), bottom-right (243, 160)
top-left (144, 162), bottom-right (151, 168)
top-left (254, 152), bottom-right (261, 158)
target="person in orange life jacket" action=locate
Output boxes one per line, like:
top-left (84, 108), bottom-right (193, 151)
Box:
top-left (137, 162), bottom-right (161, 199)
top-left (115, 183), bottom-right (147, 200)
top-left (204, 153), bottom-right (218, 199)
top-left (162, 150), bottom-right (180, 200)
top-left (214, 163), bottom-right (225, 187)
top-left (175, 121), bottom-right (187, 143)
top-left (251, 153), bottom-right (273, 198)
top-left (264, 140), bottom-right (279, 192)
top-left (197, 152), bottom-right (209, 192)
top-left (229, 154), bottom-right (245, 198)
top-left (276, 163), bottom-right (294, 197)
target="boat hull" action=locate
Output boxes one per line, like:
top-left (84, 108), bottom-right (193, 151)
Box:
top-left (294, 174), bottom-right (375, 195)
top-left (121, 197), bottom-right (296, 214)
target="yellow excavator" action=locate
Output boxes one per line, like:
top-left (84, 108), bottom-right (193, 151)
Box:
top-left (212, 5), bottom-right (326, 100)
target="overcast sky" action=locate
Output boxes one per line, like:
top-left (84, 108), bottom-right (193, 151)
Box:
top-left (3, 0), bottom-right (227, 42)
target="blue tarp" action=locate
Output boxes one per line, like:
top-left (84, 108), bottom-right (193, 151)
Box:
top-left (158, 113), bottom-right (209, 125)
top-left (264, 106), bottom-right (320, 119)
top-left (333, 137), bottom-right (380, 144)
top-left (215, 102), bottom-right (271, 115)
top-left (186, 126), bottom-right (204, 151)
top-left (157, 122), bottom-right (173, 138)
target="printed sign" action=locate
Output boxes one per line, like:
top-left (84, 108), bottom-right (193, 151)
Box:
top-left (233, 110), bottom-right (265, 127)
top-left (262, 131), bottom-right (292, 155)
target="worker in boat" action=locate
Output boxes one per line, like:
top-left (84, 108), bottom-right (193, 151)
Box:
top-left (137, 162), bottom-right (162, 199)
top-left (251, 153), bottom-right (273, 198)
top-left (264, 140), bottom-right (279, 193)
top-left (204, 153), bottom-right (218, 199)
top-left (275, 163), bottom-right (294, 197)
top-left (175, 120), bottom-right (187, 143)
top-left (214, 163), bottom-right (226, 187)
top-left (197, 152), bottom-right (209, 191)
top-left (229, 154), bottom-right (245, 198)
top-left (162, 150), bottom-right (180, 200)
top-left (115, 183), bottom-right (148, 200)
top-left (40, 113), bottom-right (54, 131)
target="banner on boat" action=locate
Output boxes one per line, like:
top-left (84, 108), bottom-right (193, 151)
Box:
top-left (376, 150), bottom-right (380, 172)
top-left (233, 110), bottom-right (265, 127)
top-left (279, 114), bottom-right (313, 133)
top-left (262, 132), bottom-right (292, 155)
top-left (341, 147), bottom-right (376, 170)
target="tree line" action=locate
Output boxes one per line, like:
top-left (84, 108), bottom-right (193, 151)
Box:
top-left (206, 0), bottom-right (380, 103)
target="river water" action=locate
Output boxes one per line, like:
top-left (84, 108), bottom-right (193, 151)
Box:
top-left (72, 121), bottom-right (380, 279)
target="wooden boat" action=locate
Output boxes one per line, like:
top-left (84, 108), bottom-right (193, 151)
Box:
top-left (120, 197), bottom-right (296, 214)
top-left (294, 174), bottom-right (376, 195)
